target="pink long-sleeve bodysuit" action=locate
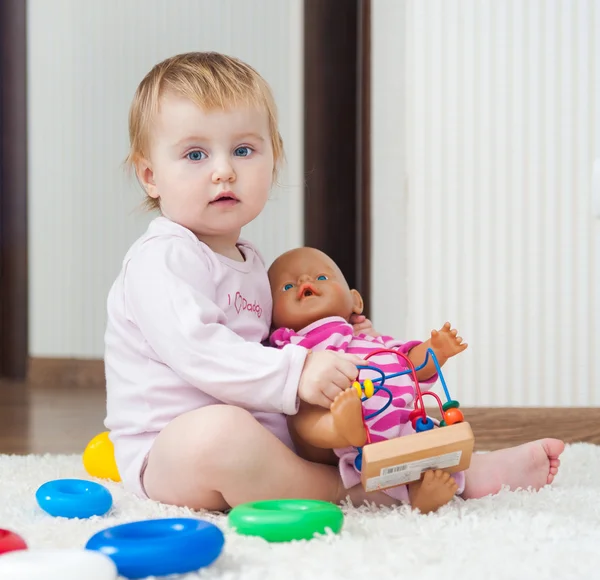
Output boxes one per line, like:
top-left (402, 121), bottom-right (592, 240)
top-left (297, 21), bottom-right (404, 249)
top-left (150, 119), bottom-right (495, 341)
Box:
top-left (104, 217), bottom-right (308, 498)
top-left (270, 317), bottom-right (465, 503)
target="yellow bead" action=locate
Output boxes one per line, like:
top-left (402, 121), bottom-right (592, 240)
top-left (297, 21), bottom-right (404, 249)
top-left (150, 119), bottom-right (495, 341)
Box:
top-left (363, 379), bottom-right (375, 398)
top-left (83, 431), bottom-right (121, 482)
top-left (352, 381), bottom-right (362, 397)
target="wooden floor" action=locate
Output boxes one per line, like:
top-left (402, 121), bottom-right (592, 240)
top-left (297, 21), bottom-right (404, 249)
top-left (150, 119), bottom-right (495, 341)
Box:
top-left (0, 359), bottom-right (599, 454)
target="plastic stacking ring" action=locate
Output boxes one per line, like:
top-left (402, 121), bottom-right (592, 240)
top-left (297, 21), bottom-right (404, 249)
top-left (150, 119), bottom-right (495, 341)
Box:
top-left (36, 479), bottom-right (113, 519)
top-left (0, 528), bottom-right (27, 554)
top-left (83, 431), bottom-right (121, 482)
top-left (85, 518), bottom-right (224, 579)
top-left (228, 499), bottom-right (344, 542)
top-left (0, 548), bottom-right (117, 580)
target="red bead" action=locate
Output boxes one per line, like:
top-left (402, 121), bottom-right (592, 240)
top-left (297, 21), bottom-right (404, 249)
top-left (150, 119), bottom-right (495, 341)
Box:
top-left (444, 407), bottom-right (464, 425)
top-left (408, 409), bottom-right (423, 429)
top-left (0, 529), bottom-right (27, 554)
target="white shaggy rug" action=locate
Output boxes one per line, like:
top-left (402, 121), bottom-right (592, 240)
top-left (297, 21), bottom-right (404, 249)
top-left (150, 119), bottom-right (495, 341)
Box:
top-left (1, 443), bottom-right (599, 580)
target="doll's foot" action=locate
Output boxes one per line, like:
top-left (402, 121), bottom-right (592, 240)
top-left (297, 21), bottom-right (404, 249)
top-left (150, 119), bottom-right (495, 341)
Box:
top-left (331, 388), bottom-right (367, 447)
top-left (462, 438), bottom-right (565, 499)
top-left (408, 469), bottom-right (459, 514)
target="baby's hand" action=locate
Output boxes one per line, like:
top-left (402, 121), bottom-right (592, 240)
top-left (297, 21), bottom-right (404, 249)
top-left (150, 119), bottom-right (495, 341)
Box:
top-left (298, 351), bottom-right (364, 408)
top-left (349, 313), bottom-right (381, 338)
top-left (430, 322), bottom-right (468, 359)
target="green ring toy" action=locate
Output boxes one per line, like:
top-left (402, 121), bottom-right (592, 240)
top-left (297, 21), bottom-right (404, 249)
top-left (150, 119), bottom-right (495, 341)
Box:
top-left (228, 499), bottom-right (343, 542)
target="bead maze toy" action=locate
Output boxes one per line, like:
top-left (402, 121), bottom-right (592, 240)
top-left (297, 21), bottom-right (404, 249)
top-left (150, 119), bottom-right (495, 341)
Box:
top-left (352, 347), bottom-right (474, 493)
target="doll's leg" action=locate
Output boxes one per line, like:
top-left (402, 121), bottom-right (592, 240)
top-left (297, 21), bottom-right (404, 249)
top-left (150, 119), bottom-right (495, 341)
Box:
top-left (407, 470), bottom-right (459, 514)
top-left (287, 418), bottom-right (339, 466)
top-left (142, 404), bottom-right (348, 510)
top-left (289, 388), bottom-right (368, 450)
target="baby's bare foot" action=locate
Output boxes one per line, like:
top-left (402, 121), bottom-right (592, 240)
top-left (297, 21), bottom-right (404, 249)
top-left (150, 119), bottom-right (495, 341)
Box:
top-left (331, 388), bottom-right (367, 447)
top-left (462, 438), bottom-right (565, 499)
top-left (408, 469), bottom-right (459, 514)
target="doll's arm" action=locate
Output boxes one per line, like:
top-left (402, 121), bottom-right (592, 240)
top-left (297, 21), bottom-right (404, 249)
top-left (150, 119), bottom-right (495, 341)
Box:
top-left (407, 322), bottom-right (467, 381)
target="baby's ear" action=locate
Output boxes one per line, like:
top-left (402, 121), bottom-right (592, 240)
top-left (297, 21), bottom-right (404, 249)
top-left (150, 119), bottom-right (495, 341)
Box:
top-left (350, 289), bottom-right (364, 314)
top-left (135, 158), bottom-right (159, 199)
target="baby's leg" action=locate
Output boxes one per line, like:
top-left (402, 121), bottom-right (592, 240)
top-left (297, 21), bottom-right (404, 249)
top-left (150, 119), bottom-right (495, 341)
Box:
top-left (142, 405), bottom-right (348, 511)
top-left (290, 389), bottom-right (367, 449)
top-left (462, 438), bottom-right (564, 499)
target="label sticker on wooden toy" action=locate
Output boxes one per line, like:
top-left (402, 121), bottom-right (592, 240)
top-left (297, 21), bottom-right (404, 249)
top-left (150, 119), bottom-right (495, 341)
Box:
top-left (365, 451), bottom-right (462, 491)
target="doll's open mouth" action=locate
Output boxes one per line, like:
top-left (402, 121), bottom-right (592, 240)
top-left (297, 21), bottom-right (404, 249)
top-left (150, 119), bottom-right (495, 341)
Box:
top-left (298, 283), bottom-right (320, 300)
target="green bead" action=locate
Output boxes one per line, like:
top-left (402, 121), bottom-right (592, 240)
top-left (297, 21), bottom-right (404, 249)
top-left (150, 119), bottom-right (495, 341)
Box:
top-left (442, 399), bottom-right (460, 411)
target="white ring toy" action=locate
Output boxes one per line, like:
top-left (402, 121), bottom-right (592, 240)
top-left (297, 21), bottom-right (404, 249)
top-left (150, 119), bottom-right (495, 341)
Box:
top-left (0, 548), bottom-right (117, 580)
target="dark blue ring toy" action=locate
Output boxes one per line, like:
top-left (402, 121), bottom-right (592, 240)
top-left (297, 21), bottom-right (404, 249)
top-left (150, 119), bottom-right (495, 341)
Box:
top-left (35, 478), bottom-right (113, 519)
top-left (85, 517), bottom-right (225, 579)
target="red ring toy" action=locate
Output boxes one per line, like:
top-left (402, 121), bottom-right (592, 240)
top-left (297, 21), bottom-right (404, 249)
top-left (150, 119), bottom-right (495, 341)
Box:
top-left (0, 529), bottom-right (27, 554)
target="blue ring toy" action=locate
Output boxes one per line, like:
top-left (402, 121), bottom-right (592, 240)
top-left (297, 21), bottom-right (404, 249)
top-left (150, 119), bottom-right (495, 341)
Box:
top-left (35, 478), bottom-right (113, 519)
top-left (85, 518), bottom-right (224, 579)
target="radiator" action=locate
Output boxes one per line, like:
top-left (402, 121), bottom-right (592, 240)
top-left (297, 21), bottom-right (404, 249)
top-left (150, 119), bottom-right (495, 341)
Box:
top-left (402, 0), bottom-right (599, 406)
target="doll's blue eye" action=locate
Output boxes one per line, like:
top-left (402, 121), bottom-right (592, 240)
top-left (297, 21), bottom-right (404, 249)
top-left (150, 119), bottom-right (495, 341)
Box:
top-left (317, 275), bottom-right (328, 281)
top-left (283, 283), bottom-right (294, 291)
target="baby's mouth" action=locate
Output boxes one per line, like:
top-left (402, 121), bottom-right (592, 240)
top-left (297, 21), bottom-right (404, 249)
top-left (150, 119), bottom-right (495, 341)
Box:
top-left (210, 191), bottom-right (239, 204)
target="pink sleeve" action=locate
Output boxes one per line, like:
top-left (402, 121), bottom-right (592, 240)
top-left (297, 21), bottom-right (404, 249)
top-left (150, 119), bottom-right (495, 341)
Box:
top-left (381, 337), bottom-right (438, 385)
top-left (123, 237), bottom-right (307, 415)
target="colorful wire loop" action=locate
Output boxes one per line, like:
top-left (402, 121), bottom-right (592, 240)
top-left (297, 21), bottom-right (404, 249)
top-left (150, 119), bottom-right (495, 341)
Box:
top-left (354, 348), bottom-right (461, 438)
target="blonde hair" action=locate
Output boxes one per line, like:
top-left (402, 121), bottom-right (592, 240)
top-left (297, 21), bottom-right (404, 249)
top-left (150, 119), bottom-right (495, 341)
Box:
top-left (126, 52), bottom-right (284, 211)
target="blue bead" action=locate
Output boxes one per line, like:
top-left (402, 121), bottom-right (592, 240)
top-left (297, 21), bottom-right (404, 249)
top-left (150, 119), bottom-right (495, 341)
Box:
top-left (354, 448), bottom-right (363, 471)
top-left (86, 518), bottom-right (224, 578)
top-left (36, 479), bottom-right (113, 519)
top-left (415, 417), bottom-right (435, 432)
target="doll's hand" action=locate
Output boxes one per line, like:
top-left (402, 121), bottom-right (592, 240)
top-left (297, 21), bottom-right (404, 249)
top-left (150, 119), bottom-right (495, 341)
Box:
top-left (429, 322), bottom-right (468, 359)
top-left (349, 313), bottom-right (380, 337)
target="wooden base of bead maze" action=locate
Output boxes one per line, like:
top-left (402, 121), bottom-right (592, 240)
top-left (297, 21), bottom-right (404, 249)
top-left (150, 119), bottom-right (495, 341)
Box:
top-left (360, 422), bottom-right (475, 492)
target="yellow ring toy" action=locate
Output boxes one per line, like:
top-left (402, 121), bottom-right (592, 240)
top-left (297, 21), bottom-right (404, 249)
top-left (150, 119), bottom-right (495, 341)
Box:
top-left (83, 431), bottom-right (121, 482)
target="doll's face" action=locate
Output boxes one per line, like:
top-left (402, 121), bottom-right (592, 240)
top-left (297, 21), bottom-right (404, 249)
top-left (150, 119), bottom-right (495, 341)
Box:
top-left (268, 247), bottom-right (363, 331)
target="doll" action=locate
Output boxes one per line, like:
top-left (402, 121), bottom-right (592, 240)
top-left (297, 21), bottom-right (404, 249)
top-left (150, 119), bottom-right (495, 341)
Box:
top-left (268, 246), bottom-right (468, 513)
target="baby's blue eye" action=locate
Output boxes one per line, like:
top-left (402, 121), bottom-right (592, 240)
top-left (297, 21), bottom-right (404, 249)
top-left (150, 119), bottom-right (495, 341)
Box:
top-left (187, 150), bottom-right (206, 161)
top-left (234, 146), bottom-right (253, 157)
top-left (283, 283), bottom-right (294, 291)
top-left (317, 275), bottom-right (328, 281)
